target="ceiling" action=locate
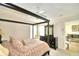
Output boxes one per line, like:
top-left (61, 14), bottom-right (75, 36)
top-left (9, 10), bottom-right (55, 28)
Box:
top-left (14, 3), bottom-right (79, 21)
top-left (0, 3), bottom-right (79, 24)
top-left (0, 4), bottom-right (44, 24)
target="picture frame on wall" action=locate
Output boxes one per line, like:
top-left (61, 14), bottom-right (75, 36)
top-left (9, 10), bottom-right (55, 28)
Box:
top-left (72, 25), bottom-right (79, 32)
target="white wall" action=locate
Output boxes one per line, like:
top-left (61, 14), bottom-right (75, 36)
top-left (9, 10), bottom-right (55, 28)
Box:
top-left (0, 6), bottom-right (32, 41)
top-left (53, 20), bottom-right (65, 49)
top-left (65, 20), bottom-right (79, 35)
top-left (0, 21), bottom-right (30, 41)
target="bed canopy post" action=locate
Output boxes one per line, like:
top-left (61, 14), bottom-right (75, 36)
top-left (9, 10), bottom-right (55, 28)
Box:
top-left (32, 25), bottom-right (34, 39)
top-left (47, 20), bottom-right (50, 45)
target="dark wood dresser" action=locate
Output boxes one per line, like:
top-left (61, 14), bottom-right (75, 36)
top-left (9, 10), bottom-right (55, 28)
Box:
top-left (40, 35), bottom-right (58, 49)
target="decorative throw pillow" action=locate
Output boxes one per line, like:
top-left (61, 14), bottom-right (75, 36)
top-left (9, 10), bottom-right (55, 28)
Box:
top-left (21, 40), bottom-right (26, 45)
top-left (21, 39), bottom-right (30, 45)
top-left (10, 37), bottom-right (31, 53)
top-left (10, 37), bottom-right (23, 51)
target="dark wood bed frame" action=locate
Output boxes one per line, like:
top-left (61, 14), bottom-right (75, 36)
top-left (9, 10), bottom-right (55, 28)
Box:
top-left (0, 3), bottom-right (50, 56)
top-left (42, 51), bottom-right (50, 56)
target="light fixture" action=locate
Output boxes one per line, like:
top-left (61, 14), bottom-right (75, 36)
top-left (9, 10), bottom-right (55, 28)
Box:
top-left (36, 5), bottom-right (46, 16)
top-left (38, 10), bottom-right (45, 14)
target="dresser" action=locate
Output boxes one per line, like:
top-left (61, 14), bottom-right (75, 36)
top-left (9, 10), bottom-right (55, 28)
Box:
top-left (40, 35), bottom-right (58, 49)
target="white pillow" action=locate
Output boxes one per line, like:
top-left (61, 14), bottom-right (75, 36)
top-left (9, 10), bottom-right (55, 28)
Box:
top-left (0, 44), bottom-right (9, 56)
top-left (0, 50), bottom-right (5, 56)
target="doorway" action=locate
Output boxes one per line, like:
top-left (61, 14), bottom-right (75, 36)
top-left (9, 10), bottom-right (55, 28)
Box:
top-left (65, 21), bottom-right (79, 53)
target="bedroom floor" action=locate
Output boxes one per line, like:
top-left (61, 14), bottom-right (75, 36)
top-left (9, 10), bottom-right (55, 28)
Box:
top-left (50, 48), bottom-right (79, 56)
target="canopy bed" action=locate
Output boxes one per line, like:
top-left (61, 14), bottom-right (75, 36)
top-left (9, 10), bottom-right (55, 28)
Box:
top-left (0, 3), bottom-right (50, 56)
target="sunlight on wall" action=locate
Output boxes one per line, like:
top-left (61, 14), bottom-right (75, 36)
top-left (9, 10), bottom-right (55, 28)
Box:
top-left (65, 20), bottom-right (79, 36)
top-left (39, 26), bottom-right (45, 36)
top-left (30, 25), bottom-right (45, 39)
top-left (34, 25), bottom-right (37, 38)
top-left (65, 20), bottom-right (79, 49)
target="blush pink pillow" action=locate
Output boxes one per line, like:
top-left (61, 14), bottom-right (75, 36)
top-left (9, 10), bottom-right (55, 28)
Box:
top-left (10, 37), bottom-right (23, 51)
top-left (10, 37), bottom-right (30, 53)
